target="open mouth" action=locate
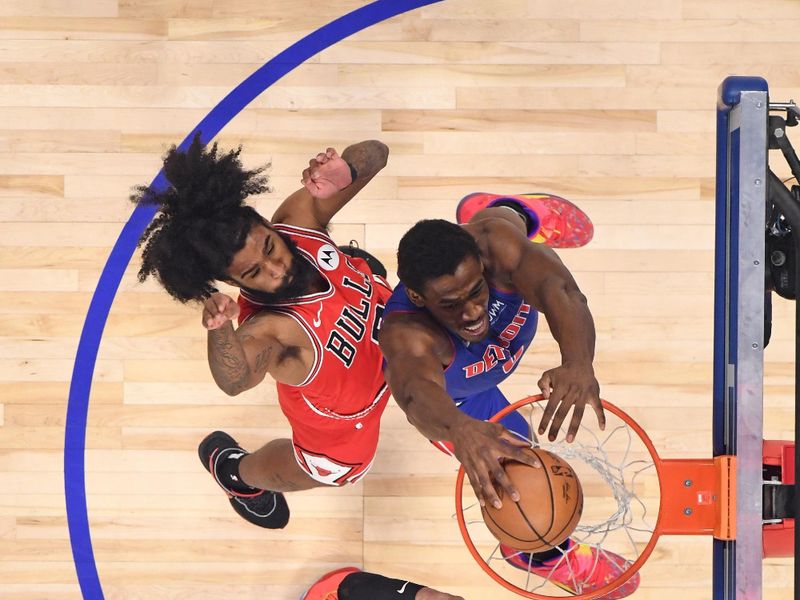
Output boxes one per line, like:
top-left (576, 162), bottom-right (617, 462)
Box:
top-left (462, 316), bottom-right (488, 337)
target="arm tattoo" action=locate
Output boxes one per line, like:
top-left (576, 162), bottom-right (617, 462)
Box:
top-left (253, 345), bottom-right (273, 374)
top-left (207, 325), bottom-right (251, 395)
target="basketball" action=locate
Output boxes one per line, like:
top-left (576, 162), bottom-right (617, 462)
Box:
top-left (480, 448), bottom-right (583, 553)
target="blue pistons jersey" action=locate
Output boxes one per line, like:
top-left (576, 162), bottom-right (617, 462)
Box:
top-left (384, 282), bottom-right (538, 401)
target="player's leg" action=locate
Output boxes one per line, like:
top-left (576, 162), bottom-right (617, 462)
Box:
top-left (302, 568), bottom-right (464, 600)
top-left (197, 385), bottom-right (383, 529)
top-left (456, 192), bottom-right (593, 248)
top-left (239, 438), bottom-right (328, 491)
top-left (198, 430), bottom-right (295, 529)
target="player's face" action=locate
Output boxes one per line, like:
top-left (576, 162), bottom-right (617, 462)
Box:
top-left (227, 222), bottom-right (307, 296)
top-left (417, 255), bottom-right (491, 343)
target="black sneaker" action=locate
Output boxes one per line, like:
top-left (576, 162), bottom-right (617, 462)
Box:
top-left (197, 430), bottom-right (290, 529)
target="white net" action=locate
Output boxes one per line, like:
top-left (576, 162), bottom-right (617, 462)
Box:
top-left (457, 398), bottom-right (659, 597)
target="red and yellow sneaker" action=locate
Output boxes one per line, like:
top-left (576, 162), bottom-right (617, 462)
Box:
top-left (301, 567), bottom-right (361, 600)
top-left (456, 192), bottom-right (594, 248)
top-left (500, 542), bottom-right (640, 599)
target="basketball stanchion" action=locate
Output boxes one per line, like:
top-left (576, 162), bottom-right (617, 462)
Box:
top-left (454, 394), bottom-right (740, 599)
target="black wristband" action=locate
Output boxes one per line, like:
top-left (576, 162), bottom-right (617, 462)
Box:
top-left (346, 160), bottom-right (359, 184)
top-left (338, 571), bottom-right (424, 599)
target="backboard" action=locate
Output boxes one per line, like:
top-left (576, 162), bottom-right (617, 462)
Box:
top-left (713, 75), bottom-right (769, 599)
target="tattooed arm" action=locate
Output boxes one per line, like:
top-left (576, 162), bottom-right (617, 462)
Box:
top-left (271, 139), bottom-right (389, 230)
top-left (202, 292), bottom-right (276, 396)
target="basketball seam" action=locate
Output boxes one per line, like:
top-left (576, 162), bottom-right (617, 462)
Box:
top-left (543, 464), bottom-right (583, 547)
top-left (530, 448), bottom-right (556, 539)
top-left (483, 508), bottom-right (546, 545)
top-left (512, 498), bottom-right (551, 548)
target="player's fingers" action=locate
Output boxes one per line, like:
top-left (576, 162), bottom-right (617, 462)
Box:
top-left (480, 471), bottom-right (503, 509)
top-left (537, 372), bottom-right (553, 399)
top-left (592, 397), bottom-right (606, 431)
top-left (316, 152), bottom-right (327, 163)
top-left (326, 147), bottom-right (338, 158)
top-left (217, 294), bottom-right (233, 311)
top-left (206, 295), bottom-right (221, 314)
top-left (491, 464), bottom-right (519, 504)
top-left (537, 388), bottom-right (563, 435)
top-left (223, 300), bottom-right (239, 319)
top-left (565, 400), bottom-right (585, 443)
top-left (498, 427), bottom-right (532, 448)
top-left (465, 470), bottom-right (485, 507)
top-left (303, 180), bottom-right (320, 194)
top-left (549, 392), bottom-right (575, 441)
top-left (303, 176), bottom-right (321, 192)
top-left (215, 295), bottom-right (230, 315)
top-left (506, 444), bottom-right (541, 469)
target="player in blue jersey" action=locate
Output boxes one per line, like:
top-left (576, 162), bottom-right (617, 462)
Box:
top-left (378, 207), bottom-right (639, 598)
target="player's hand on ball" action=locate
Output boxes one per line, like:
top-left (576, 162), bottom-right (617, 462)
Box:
top-left (537, 361), bottom-right (605, 443)
top-left (202, 292), bottom-right (240, 330)
top-left (301, 147), bottom-right (353, 199)
top-left (451, 417), bottom-right (541, 510)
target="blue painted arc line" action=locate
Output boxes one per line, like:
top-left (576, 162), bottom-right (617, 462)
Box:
top-left (64, 1), bottom-right (443, 598)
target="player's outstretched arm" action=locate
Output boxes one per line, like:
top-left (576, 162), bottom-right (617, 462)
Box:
top-left (379, 314), bottom-right (540, 509)
top-left (272, 139), bottom-right (389, 230)
top-left (202, 292), bottom-right (278, 396)
top-left (479, 218), bottom-right (605, 443)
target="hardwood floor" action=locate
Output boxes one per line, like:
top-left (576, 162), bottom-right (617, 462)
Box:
top-left (0, 1), bottom-right (797, 598)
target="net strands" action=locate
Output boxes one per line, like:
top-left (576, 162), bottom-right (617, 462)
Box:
top-left (457, 400), bottom-right (657, 596)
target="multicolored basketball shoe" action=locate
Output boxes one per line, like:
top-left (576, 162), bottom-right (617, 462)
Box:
top-left (198, 430), bottom-right (290, 529)
top-left (300, 567), bottom-right (360, 600)
top-left (500, 542), bottom-right (640, 599)
top-left (456, 192), bottom-right (594, 248)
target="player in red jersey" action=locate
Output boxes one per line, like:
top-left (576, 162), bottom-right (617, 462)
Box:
top-left (132, 135), bottom-right (391, 528)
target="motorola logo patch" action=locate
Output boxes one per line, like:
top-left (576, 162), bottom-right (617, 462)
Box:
top-left (316, 244), bottom-right (340, 271)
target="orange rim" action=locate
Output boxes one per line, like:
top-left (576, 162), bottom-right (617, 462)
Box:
top-left (454, 394), bottom-right (666, 599)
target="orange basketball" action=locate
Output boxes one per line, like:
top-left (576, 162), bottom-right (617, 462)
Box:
top-left (480, 448), bottom-right (583, 553)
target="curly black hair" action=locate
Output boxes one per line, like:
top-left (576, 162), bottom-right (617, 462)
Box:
top-left (396, 219), bottom-right (481, 294)
top-left (131, 134), bottom-right (272, 303)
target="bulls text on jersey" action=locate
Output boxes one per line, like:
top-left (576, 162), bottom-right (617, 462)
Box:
top-left (324, 272), bottom-right (385, 367)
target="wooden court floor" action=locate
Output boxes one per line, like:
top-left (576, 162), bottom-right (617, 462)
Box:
top-left (1, 0), bottom-right (798, 598)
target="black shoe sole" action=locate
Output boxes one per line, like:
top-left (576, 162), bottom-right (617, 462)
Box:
top-left (229, 492), bottom-right (290, 529)
top-left (197, 430), bottom-right (290, 529)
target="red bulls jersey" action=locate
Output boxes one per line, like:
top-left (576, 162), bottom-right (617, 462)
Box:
top-left (237, 224), bottom-right (391, 438)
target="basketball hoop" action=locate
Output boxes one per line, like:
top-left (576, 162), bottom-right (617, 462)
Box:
top-left (455, 395), bottom-right (736, 599)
